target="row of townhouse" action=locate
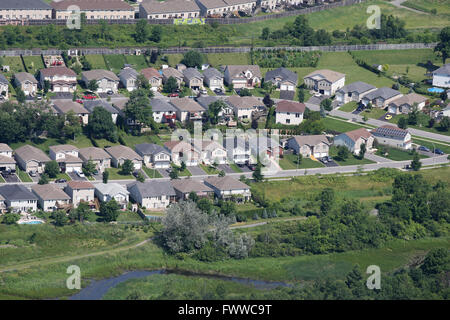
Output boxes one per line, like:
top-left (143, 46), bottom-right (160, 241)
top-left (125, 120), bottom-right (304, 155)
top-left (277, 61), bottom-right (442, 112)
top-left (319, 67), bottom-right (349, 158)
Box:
top-left (0, 0), bottom-right (325, 22)
top-left (0, 175), bottom-right (251, 213)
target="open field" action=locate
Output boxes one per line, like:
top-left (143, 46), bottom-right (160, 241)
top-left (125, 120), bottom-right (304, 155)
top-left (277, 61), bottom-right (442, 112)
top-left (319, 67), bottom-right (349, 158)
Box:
top-left (403, 0), bottom-right (450, 15)
top-left (322, 117), bottom-right (368, 133)
top-left (206, 53), bottom-right (250, 67)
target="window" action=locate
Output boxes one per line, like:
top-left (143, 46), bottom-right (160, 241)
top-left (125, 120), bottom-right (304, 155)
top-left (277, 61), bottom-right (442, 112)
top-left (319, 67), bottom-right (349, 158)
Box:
top-left (295, 113), bottom-right (300, 118)
top-left (286, 119), bottom-right (290, 124)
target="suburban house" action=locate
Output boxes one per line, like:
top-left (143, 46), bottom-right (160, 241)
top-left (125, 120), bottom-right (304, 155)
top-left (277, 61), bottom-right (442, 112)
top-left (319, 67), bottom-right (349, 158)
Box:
top-left (264, 67), bottom-right (298, 91)
top-left (303, 69), bottom-right (346, 96)
top-left (83, 100), bottom-right (120, 124)
top-left (371, 125), bottom-right (412, 150)
top-left (78, 147), bottom-right (111, 172)
top-left (52, 100), bottom-right (90, 125)
top-left (170, 97), bottom-right (205, 122)
top-left (51, 0), bottom-right (134, 20)
top-left (193, 140), bottom-right (228, 165)
top-left (31, 184), bottom-right (71, 212)
top-left (0, 75), bottom-right (9, 100)
top-left (81, 69), bottom-right (120, 94)
top-left (275, 100), bottom-right (305, 125)
top-left (164, 140), bottom-right (201, 166)
top-left (127, 181), bottom-right (176, 210)
top-left (387, 93), bottom-right (428, 114)
top-left (224, 65), bottom-right (261, 89)
top-left (0, 0), bottom-right (52, 20)
top-left (196, 0), bottom-right (257, 16)
top-left (183, 68), bottom-right (204, 90)
top-left (334, 128), bottom-right (374, 155)
top-left (248, 136), bottom-right (283, 160)
top-left (361, 87), bottom-right (403, 108)
top-left (162, 67), bottom-right (184, 88)
top-left (119, 67), bottom-right (139, 92)
top-left (14, 145), bottom-right (51, 174)
top-left (39, 67), bottom-right (77, 93)
top-left (0, 185), bottom-right (38, 213)
top-left (139, 0), bottom-right (201, 19)
top-left (223, 136), bottom-right (251, 165)
top-left (105, 145), bottom-right (143, 170)
top-left (335, 81), bottom-right (377, 104)
top-left (48, 144), bottom-right (83, 173)
top-left (94, 183), bottom-right (129, 210)
top-left (150, 98), bottom-right (177, 123)
top-left (13, 72), bottom-right (38, 96)
top-left (202, 67), bottom-right (224, 91)
top-left (432, 63), bottom-right (450, 88)
top-left (286, 135), bottom-right (330, 158)
top-left (141, 68), bottom-right (163, 92)
top-left (260, 0), bottom-right (281, 10)
top-left (196, 96), bottom-right (233, 119)
top-left (204, 176), bottom-right (251, 201)
top-left (171, 178), bottom-right (214, 200)
top-left (64, 181), bottom-right (95, 208)
top-left (226, 95), bottom-right (262, 120)
top-left (439, 105), bottom-right (450, 118)
top-left (0, 144), bottom-right (16, 172)
top-left (135, 143), bottom-right (171, 169)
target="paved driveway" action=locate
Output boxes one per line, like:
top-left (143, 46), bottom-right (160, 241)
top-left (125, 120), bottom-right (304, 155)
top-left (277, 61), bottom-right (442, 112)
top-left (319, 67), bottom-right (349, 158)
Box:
top-left (364, 153), bottom-right (394, 163)
top-left (68, 172), bottom-right (87, 181)
top-left (217, 164), bottom-right (234, 174)
top-left (50, 93), bottom-right (73, 100)
top-left (1, 173), bottom-right (20, 183)
top-left (157, 168), bottom-right (171, 177)
top-left (187, 166), bottom-right (206, 176)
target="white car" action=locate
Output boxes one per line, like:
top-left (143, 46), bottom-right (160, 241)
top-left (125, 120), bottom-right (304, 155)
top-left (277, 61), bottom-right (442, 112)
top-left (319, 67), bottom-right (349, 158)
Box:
top-left (76, 171), bottom-right (85, 178)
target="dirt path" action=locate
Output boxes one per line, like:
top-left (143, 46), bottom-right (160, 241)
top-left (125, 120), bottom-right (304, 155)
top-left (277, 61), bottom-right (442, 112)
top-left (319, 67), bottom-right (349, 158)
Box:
top-left (390, 0), bottom-right (429, 14)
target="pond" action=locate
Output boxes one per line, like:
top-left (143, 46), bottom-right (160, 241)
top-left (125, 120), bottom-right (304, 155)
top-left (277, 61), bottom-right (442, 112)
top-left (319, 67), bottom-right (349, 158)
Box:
top-left (69, 269), bottom-right (294, 300)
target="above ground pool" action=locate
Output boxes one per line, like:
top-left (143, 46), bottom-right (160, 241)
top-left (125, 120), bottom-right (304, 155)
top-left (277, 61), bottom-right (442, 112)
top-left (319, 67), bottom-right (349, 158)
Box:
top-left (428, 87), bottom-right (445, 93)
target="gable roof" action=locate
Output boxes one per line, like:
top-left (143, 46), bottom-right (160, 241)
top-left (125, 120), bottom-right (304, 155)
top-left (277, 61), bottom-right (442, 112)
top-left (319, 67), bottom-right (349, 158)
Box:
top-left (204, 176), bottom-right (249, 191)
top-left (127, 181), bottom-right (176, 197)
top-left (67, 180), bottom-right (94, 190)
top-left (372, 125), bottom-right (409, 139)
top-left (183, 68), bottom-right (203, 81)
top-left (0, 185), bottom-right (38, 201)
top-left (82, 69), bottom-right (119, 82)
top-left (162, 67), bottom-right (183, 79)
top-left (364, 87), bottom-right (402, 101)
top-left (14, 72), bottom-right (38, 84)
top-left (0, 155), bottom-right (16, 164)
top-left (275, 100), bottom-right (306, 113)
top-left (170, 97), bottom-right (205, 112)
top-left (432, 63), bottom-right (450, 75)
top-left (225, 65), bottom-right (261, 79)
top-left (388, 93), bottom-right (427, 107)
top-left (195, 95), bottom-right (222, 109)
top-left (49, 144), bottom-right (78, 153)
top-left (83, 100), bottom-right (119, 114)
top-left (51, 0), bottom-right (133, 11)
top-left (105, 145), bottom-right (142, 161)
top-left (202, 67), bottom-right (223, 79)
top-left (140, 0), bottom-right (200, 14)
top-left (265, 67), bottom-right (298, 85)
top-left (337, 81), bottom-right (376, 94)
top-left (226, 95), bottom-right (262, 109)
top-left (141, 68), bottom-right (163, 80)
top-left (135, 143), bottom-right (169, 156)
top-left (78, 147), bottom-right (111, 161)
top-left (0, 74), bottom-right (8, 85)
top-left (119, 67), bottom-right (139, 80)
top-left (0, 143), bottom-right (13, 152)
top-left (0, 0), bottom-right (51, 10)
top-left (40, 67), bottom-right (76, 78)
top-left (95, 183), bottom-right (129, 197)
top-left (53, 101), bottom-right (89, 115)
top-left (340, 128), bottom-right (372, 142)
top-left (171, 178), bottom-right (213, 194)
top-left (289, 135), bottom-right (330, 147)
top-left (150, 98), bottom-right (177, 112)
top-left (304, 69), bottom-right (345, 83)
top-left (32, 184), bottom-right (71, 201)
top-left (15, 145), bottom-right (51, 163)
top-left (163, 140), bottom-right (199, 154)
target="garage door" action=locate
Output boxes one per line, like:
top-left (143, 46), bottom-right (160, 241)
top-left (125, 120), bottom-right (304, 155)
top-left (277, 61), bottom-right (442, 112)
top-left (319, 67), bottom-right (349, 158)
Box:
top-left (280, 84), bottom-right (287, 90)
top-left (314, 152), bottom-right (327, 158)
top-left (134, 162), bottom-right (142, 170)
top-left (62, 86), bottom-right (69, 92)
top-left (287, 85), bottom-right (294, 91)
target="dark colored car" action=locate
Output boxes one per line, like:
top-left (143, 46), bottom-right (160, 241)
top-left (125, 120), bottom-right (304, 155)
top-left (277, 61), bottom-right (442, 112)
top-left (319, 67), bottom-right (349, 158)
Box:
top-left (418, 145), bottom-right (431, 153)
top-left (55, 178), bottom-right (67, 183)
top-left (132, 171), bottom-right (139, 178)
top-left (434, 148), bottom-right (445, 155)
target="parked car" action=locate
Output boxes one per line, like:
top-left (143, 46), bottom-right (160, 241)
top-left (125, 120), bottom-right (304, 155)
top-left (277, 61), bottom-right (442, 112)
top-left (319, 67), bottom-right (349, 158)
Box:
top-left (29, 171), bottom-right (37, 177)
top-left (132, 171), bottom-right (139, 178)
top-left (200, 89), bottom-right (208, 95)
top-left (76, 171), bottom-right (85, 178)
top-left (168, 93), bottom-right (179, 97)
top-left (107, 90), bottom-right (114, 95)
top-left (214, 88), bottom-right (223, 94)
top-left (320, 157), bottom-right (328, 164)
top-left (384, 114), bottom-right (393, 120)
top-left (93, 170), bottom-right (99, 175)
top-left (55, 178), bottom-right (67, 183)
top-left (434, 148), bottom-right (444, 155)
top-left (418, 145), bottom-right (431, 153)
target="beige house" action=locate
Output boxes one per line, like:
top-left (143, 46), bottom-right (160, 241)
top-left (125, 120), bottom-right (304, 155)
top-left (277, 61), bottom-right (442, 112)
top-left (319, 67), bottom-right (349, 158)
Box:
top-left (164, 140), bottom-right (200, 166)
top-left (193, 140), bottom-right (227, 165)
top-left (49, 144), bottom-right (83, 173)
top-left (171, 178), bottom-right (213, 200)
top-left (141, 68), bottom-right (163, 92)
top-left (140, 0), bottom-right (201, 19)
top-left (0, 143), bottom-right (16, 172)
top-left (39, 67), bottom-right (77, 93)
top-left (204, 176), bottom-right (251, 201)
top-left (304, 69), bottom-right (346, 96)
top-left (52, 100), bottom-right (90, 125)
top-left (183, 68), bottom-right (204, 90)
top-left (31, 184), bottom-right (71, 212)
top-left (105, 145), bottom-right (143, 170)
top-left (64, 181), bottom-right (95, 208)
top-left (0, 75), bottom-right (8, 101)
top-left (224, 65), bottom-right (261, 89)
top-left (14, 72), bottom-right (38, 96)
top-left (275, 100), bottom-right (305, 125)
top-left (0, 0), bottom-right (52, 20)
top-left (334, 128), bottom-right (374, 155)
top-left (51, 0), bottom-right (134, 20)
top-left (226, 95), bottom-right (261, 120)
top-left (78, 147), bottom-right (111, 172)
top-left (170, 97), bottom-right (205, 122)
top-left (287, 135), bottom-right (330, 158)
top-left (14, 145), bottom-right (51, 174)
top-left (388, 93), bottom-right (428, 115)
top-left (81, 69), bottom-right (119, 93)
top-left (127, 181), bottom-right (176, 210)
top-left (162, 67), bottom-right (184, 88)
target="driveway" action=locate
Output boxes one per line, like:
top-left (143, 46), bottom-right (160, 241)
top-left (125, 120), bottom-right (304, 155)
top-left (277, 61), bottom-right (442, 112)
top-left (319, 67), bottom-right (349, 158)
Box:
top-left (217, 164), bottom-right (234, 174)
top-left (68, 172), bottom-right (87, 181)
top-left (1, 173), bottom-right (20, 183)
top-left (50, 93), bottom-right (73, 100)
top-left (323, 160), bottom-right (339, 167)
top-left (157, 168), bottom-right (171, 178)
top-left (364, 152), bottom-right (394, 163)
top-left (187, 166), bottom-right (206, 176)
top-left (377, 112), bottom-right (395, 122)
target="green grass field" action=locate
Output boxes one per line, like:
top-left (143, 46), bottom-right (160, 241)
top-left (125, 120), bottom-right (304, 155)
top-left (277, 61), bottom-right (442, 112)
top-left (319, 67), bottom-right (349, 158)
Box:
top-left (22, 56), bottom-right (45, 76)
top-left (229, 163), bottom-right (243, 173)
top-left (16, 168), bottom-right (32, 182)
top-left (279, 155), bottom-right (324, 170)
top-left (376, 146), bottom-right (428, 161)
top-left (322, 117), bottom-right (369, 133)
top-left (85, 55), bottom-right (108, 70)
top-left (103, 55), bottom-right (127, 73)
top-left (105, 167), bottom-right (135, 180)
top-left (1, 57), bottom-right (26, 78)
top-left (199, 164), bottom-right (219, 175)
top-left (403, 0), bottom-right (450, 15)
top-left (124, 55), bottom-right (149, 71)
top-left (142, 167), bottom-right (163, 179)
top-left (329, 146), bottom-right (375, 166)
top-left (338, 101), bottom-right (358, 112)
top-left (206, 53), bottom-right (250, 67)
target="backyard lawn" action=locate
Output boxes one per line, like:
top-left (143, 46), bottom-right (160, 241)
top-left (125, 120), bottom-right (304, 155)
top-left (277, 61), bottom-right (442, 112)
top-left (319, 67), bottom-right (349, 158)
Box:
top-left (376, 146), bottom-right (428, 161)
top-left (206, 53), bottom-right (250, 67)
top-left (84, 55), bottom-right (108, 70)
top-left (22, 56), bottom-right (45, 75)
top-left (279, 154), bottom-right (324, 170)
top-left (124, 55), bottom-right (149, 71)
top-left (116, 210), bottom-right (144, 222)
top-left (103, 54), bottom-right (127, 73)
top-left (1, 57), bottom-right (26, 78)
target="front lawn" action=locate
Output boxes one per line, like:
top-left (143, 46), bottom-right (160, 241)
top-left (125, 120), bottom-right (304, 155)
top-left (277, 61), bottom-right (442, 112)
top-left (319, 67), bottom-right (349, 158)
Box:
top-left (199, 164), bottom-right (219, 175)
top-left (376, 146), bottom-right (428, 161)
top-left (322, 117), bottom-right (368, 133)
top-left (17, 168), bottom-right (32, 182)
top-left (279, 154), bottom-right (324, 170)
top-left (171, 164), bottom-right (191, 177)
top-left (142, 167), bottom-right (163, 179)
top-left (338, 101), bottom-right (358, 112)
top-left (329, 146), bottom-right (375, 166)
top-left (49, 173), bottom-right (72, 181)
top-left (105, 167), bottom-right (134, 180)
top-left (229, 163), bottom-right (243, 173)
top-left (361, 107), bottom-right (387, 120)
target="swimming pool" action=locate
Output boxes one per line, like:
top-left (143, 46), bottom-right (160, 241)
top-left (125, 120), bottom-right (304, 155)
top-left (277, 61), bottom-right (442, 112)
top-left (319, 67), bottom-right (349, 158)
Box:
top-left (20, 221), bottom-right (43, 225)
top-left (428, 87), bottom-right (445, 93)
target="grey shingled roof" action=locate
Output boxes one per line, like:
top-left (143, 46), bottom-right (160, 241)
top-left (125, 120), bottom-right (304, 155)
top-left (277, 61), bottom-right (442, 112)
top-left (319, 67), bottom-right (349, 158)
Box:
top-left (264, 67), bottom-right (298, 85)
top-left (0, 185), bottom-right (38, 201)
top-left (225, 65), bottom-right (261, 79)
top-left (289, 135), bottom-right (330, 147)
top-left (337, 81), bottom-right (376, 94)
top-left (135, 143), bottom-right (169, 156)
top-left (0, 75), bottom-right (8, 84)
top-left (150, 98), bottom-right (177, 113)
top-left (171, 178), bottom-right (213, 194)
top-left (364, 87), bottom-right (402, 101)
top-left (202, 67), bottom-right (223, 80)
top-left (119, 67), bottom-right (139, 80)
top-left (14, 72), bottom-right (38, 84)
top-left (204, 176), bottom-right (249, 191)
top-left (83, 100), bottom-right (119, 114)
top-left (170, 97), bottom-right (205, 112)
top-left (31, 184), bottom-right (70, 201)
top-left (140, 0), bottom-right (200, 14)
top-left (82, 69), bottom-right (119, 82)
top-left (15, 145), bottom-right (51, 163)
top-left (195, 95), bottom-right (221, 109)
top-left (0, 0), bottom-right (51, 10)
top-left (127, 181), bottom-right (176, 198)
top-left (183, 68), bottom-right (204, 81)
top-left (372, 125), bottom-right (409, 139)
top-left (432, 63), bottom-right (450, 75)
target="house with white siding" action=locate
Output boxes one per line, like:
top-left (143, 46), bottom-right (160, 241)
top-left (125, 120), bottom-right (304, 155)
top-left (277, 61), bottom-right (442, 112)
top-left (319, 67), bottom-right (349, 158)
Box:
top-left (371, 125), bottom-right (412, 150)
top-left (94, 183), bottom-right (129, 210)
top-left (275, 100), bottom-right (305, 125)
top-left (135, 143), bottom-right (171, 169)
top-left (0, 185), bottom-right (38, 213)
top-left (127, 181), bottom-right (176, 210)
top-left (31, 184), bottom-right (71, 212)
top-left (287, 135), bottom-right (330, 158)
top-left (105, 145), bottom-right (143, 170)
top-left (387, 93), bottom-right (428, 115)
top-left (224, 65), bottom-right (261, 89)
top-left (303, 69), bottom-right (345, 96)
top-left (335, 81), bottom-right (377, 105)
top-left (204, 176), bottom-right (251, 201)
top-left (334, 128), bottom-right (374, 155)
top-left (49, 144), bottom-right (83, 173)
top-left (432, 64), bottom-right (450, 88)
top-left (81, 69), bottom-right (119, 94)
